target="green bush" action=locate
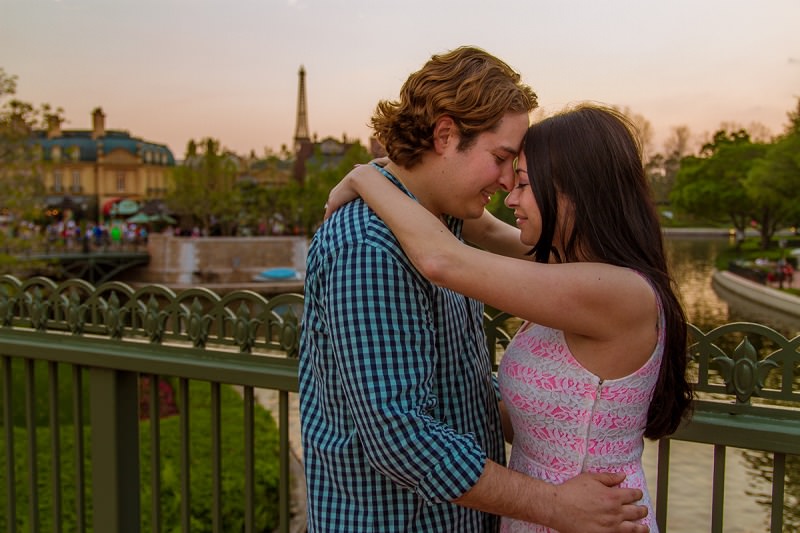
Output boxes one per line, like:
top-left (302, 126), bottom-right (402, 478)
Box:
top-left (0, 424), bottom-right (92, 531)
top-left (0, 379), bottom-right (282, 532)
top-left (0, 359), bottom-right (91, 428)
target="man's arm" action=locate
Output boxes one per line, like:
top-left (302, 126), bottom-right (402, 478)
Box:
top-left (455, 460), bottom-right (650, 533)
top-left (328, 240), bottom-right (488, 501)
top-left (462, 209), bottom-right (531, 259)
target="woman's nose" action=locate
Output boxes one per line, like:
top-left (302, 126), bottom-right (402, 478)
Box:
top-left (504, 189), bottom-right (518, 208)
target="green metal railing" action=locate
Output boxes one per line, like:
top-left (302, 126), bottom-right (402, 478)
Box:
top-left (485, 312), bottom-right (800, 533)
top-left (1, 275), bottom-right (302, 533)
top-left (658, 321), bottom-right (800, 532)
top-left (1, 275), bottom-right (799, 532)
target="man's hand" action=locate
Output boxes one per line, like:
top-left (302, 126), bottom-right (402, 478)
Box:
top-left (455, 462), bottom-right (649, 533)
top-left (546, 472), bottom-right (649, 533)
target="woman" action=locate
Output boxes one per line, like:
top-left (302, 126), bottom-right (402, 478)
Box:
top-left (326, 103), bottom-right (693, 532)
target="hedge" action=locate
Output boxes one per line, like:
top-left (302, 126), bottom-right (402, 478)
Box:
top-left (0, 378), bottom-right (282, 532)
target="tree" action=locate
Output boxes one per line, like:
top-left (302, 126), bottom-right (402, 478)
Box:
top-left (0, 69), bottom-right (53, 267)
top-left (784, 97), bottom-right (800, 135)
top-left (166, 138), bottom-right (242, 235)
top-left (670, 129), bottom-right (767, 240)
top-left (744, 99), bottom-right (800, 244)
top-left (610, 105), bottom-right (654, 160)
top-left (647, 125), bottom-right (693, 204)
top-left (287, 142), bottom-right (371, 235)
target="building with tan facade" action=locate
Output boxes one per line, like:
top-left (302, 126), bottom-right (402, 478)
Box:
top-left (34, 107), bottom-right (175, 222)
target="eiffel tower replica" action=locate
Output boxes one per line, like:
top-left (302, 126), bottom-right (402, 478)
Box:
top-left (292, 65), bottom-right (314, 183)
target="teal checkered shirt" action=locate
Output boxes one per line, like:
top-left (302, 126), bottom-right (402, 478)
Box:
top-left (299, 166), bottom-right (505, 532)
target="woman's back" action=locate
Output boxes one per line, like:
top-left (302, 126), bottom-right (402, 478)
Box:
top-left (497, 313), bottom-right (664, 532)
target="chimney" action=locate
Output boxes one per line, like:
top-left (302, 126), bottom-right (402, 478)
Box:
top-left (46, 115), bottom-right (62, 139)
top-left (92, 107), bottom-right (106, 139)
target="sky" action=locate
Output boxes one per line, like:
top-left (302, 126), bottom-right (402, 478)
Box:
top-left (2, 0), bottom-right (799, 159)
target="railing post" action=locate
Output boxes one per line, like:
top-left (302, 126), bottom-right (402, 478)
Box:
top-left (90, 367), bottom-right (141, 533)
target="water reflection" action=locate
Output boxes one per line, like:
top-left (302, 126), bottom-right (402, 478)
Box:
top-left (648, 236), bottom-right (798, 532)
top-left (665, 236), bottom-right (731, 331)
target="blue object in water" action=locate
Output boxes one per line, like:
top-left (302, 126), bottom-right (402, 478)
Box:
top-left (259, 267), bottom-right (299, 280)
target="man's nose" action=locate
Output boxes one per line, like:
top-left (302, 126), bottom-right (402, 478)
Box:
top-left (497, 166), bottom-right (515, 192)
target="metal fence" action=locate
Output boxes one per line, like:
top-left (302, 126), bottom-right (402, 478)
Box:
top-left (1, 275), bottom-right (302, 533)
top-left (1, 275), bottom-right (798, 532)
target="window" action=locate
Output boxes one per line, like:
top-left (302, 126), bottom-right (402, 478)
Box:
top-left (70, 170), bottom-right (81, 193)
top-left (53, 171), bottom-right (63, 192)
top-left (116, 172), bottom-right (126, 192)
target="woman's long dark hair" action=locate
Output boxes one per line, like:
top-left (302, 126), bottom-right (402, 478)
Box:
top-left (524, 104), bottom-right (693, 439)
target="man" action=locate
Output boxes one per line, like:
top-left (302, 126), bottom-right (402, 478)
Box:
top-left (299, 46), bottom-right (649, 532)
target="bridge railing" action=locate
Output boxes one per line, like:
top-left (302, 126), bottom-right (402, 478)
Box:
top-left (656, 321), bottom-right (800, 532)
top-left (1, 275), bottom-right (799, 532)
top-left (484, 310), bottom-right (800, 532)
top-left (0, 275), bottom-right (302, 533)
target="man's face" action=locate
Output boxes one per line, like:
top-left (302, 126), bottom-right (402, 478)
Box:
top-left (435, 112), bottom-right (529, 220)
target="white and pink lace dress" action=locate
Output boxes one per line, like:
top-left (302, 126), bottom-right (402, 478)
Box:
top-left (497, 302), bottom-right (664, 533)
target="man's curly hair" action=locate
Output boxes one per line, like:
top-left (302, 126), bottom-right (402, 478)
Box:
top-left (371, 46), bottom-right (538, 168)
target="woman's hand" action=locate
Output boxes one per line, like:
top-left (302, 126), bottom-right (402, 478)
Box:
top-left (324, 170), bottom-right (361, 219)
top-left (324, 159), bottom-right (388, 219)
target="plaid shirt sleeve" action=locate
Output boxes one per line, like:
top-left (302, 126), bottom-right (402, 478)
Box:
top-left (326, 238), bottom-right (487, 503)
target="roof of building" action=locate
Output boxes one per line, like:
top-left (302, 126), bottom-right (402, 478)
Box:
top-left (32, 130), bottom-right (176, 166)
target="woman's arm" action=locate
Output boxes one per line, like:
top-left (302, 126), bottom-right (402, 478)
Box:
top-left (341, 169), bottom-right (653, 344)
top-left (326, 163), bottom-right (530, 260)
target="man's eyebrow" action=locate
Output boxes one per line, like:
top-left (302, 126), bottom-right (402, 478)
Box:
top-left (498, 145), bottom-right (519, 155)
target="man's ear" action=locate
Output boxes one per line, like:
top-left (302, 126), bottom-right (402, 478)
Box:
top-left (433, 116), bottom-right (458, 153)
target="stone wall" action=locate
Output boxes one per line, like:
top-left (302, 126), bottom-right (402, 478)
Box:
top-left (132, 233), bottom-right (309, 285)
top-left (712, 270), bottom-right (800, 334)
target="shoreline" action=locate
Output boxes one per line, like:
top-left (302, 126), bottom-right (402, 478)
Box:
top-left (711, 270), bottom-right (800, 324)
top-left (662, 227), bottom-right (734, 237)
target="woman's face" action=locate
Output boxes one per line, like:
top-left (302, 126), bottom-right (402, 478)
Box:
top-left (504, 151), bottom-right (541, 246)
top-left (505, 150), bottom-right (573, 257)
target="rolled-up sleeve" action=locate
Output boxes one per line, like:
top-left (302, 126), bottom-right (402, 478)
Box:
top-left (327, 241), bottom-right (486, 502)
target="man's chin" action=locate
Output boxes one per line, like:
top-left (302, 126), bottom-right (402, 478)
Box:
top-left (460, 205), bottom-right (486, 220)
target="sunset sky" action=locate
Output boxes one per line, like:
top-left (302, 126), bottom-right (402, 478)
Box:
top-left (2, 0), bottom-right (799, 159)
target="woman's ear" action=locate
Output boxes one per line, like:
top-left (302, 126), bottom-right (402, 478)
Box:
top-left (433, 116), bottom-right (457, 153)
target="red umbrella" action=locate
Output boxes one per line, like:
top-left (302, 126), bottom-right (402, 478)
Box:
top-left (102, 197), bottom-right (123, 216)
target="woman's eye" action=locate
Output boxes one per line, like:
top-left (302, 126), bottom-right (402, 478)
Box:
top-left (494, 154), bottom-right (507, 164)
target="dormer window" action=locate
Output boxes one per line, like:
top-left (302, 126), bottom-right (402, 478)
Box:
top-left (52, 145), bottom-right (61, 162)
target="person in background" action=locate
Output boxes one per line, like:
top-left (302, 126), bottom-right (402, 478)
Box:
top-left (325, 103), bottom-right (693, 532)
top-left (300, 44), bottom-right (650, 533)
